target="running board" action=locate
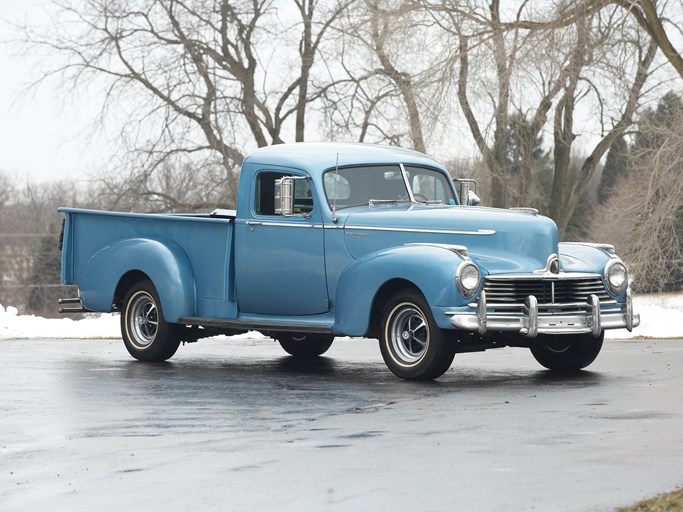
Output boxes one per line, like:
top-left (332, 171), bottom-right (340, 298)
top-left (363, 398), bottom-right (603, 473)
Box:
top-left (178, 316), bottom-right (333, 335)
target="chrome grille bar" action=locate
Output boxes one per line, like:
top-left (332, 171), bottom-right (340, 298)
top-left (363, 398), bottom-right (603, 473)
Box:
top-left (483, 276), bottom-right (611, 306)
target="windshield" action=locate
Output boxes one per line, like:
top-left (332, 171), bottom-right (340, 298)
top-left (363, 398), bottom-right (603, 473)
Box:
top-left (323, 164), bottom-right (456, 209)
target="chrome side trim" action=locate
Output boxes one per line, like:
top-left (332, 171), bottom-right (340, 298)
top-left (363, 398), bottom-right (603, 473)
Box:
top-left (246, 221), bottom-right (323, 229)
top-left (344, 225), bottom-right (495, 236)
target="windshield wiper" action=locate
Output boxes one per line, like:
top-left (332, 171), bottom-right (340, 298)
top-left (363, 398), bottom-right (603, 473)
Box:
top-left (368, 199), bottom-right (407, 205)
top-left (414, 199), bottom-right (444, 205)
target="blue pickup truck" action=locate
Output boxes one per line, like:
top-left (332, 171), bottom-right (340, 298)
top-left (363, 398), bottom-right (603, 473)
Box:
top-left (59, 142), bottom-right (639, 380)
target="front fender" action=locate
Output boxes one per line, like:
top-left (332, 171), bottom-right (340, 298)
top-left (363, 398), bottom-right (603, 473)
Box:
top-left (78, 238), bottom-right (196, 322)
top-left (559, 242), bottom-right (628, 301)
top-left (334, 245), bottom-right (471, 336)
top-left (559, 242), bottom-right (614, 273)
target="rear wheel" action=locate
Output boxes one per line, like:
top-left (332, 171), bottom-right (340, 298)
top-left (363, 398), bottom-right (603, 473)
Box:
top-left (379, 290), bottom-right (456, 380)
top-left (277, 334), bottom-right (334, 357)
top-left (121, 279), bottom-right (180, 362)
top-left (530, 332), bottom-right (604, 372)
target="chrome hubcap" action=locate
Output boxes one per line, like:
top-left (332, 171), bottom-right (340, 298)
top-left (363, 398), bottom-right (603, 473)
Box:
top-left (128, 293), bottom-right (158, 349)
top-left (389, 305), bottom-right (429, 364)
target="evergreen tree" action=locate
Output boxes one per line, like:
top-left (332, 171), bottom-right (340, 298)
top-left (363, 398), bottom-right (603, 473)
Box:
top-left (27, 223), bottom-right (63, 317)
top-left (597, 136), bottom-right (629, 205)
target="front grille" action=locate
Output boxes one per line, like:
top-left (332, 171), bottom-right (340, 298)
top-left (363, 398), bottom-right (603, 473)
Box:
top-left (483, 276), bottom-right (611, 306)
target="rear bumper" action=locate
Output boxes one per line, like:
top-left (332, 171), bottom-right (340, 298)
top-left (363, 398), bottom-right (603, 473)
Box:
top-left (448, 289), bottom-right (639, 338)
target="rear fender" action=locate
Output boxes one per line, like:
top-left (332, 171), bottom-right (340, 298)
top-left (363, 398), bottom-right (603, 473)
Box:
top-left (78, 238), bottom-right (195, 322)
top-left (334, 245), bottom-right (468, 336)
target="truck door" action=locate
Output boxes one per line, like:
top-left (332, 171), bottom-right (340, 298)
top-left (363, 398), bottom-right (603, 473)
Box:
top-left (234, 169), bottom-right (329, 316)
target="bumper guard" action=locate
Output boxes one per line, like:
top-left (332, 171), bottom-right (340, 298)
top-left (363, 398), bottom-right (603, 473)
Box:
top-left (449, 288), bottom-right (640, 338)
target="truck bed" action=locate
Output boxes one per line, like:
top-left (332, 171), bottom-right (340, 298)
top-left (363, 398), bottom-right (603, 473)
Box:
top-left (59, 208), bottom-right (237, 320)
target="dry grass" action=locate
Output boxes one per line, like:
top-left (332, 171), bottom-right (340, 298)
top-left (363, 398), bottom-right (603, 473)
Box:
top-left (619, 488), bottom-right (683, 512)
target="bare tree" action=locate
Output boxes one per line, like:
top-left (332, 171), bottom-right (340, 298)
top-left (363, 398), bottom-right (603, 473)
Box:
top-left (427, 1), bottom-right (660, 236)
top-left (502, 0), bottom-right (683, 81)
top-left (24, 0), bottom-right (354, 208)
top-left (320, 1), bottom-right (449, 151)
top-left (548, 11), bottom-right (658, 236)
top-left (590, 92), bottom-right (683, 290)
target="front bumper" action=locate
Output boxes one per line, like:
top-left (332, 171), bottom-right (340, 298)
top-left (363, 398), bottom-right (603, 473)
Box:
top-left (448, 289), bottom-right (640, 338)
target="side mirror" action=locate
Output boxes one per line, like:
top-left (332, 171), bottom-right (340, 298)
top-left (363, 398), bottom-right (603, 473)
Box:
top-left (467, 190), bottom-right (481, 206)
top-left (275, 177), bottom-right (294, 216)
top-left (455, 179), bottom-right (480, 206)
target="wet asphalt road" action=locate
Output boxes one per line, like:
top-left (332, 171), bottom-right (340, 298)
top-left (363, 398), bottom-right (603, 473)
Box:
top-left (1, 336), bottom-right (682, 512)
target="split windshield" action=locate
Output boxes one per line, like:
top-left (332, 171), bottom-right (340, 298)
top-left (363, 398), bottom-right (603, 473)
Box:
top-left (323, 164), bottom-right (456, 209)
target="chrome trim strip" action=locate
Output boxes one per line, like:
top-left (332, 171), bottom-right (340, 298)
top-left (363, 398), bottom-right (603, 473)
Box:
top-left (399, 163), bottom-right (416, 202)
top-left (344, 225), bottom-right (496, 236)
top-left (466, 299), bottom-right (618, 310)
top-left (484, 272), bottom-right (601, 281)
top-left (246, 221), bottom-right (323, 229)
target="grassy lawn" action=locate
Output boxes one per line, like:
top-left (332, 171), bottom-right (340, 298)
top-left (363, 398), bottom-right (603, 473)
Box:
top-left (620, 488), bottom-right (683, 511)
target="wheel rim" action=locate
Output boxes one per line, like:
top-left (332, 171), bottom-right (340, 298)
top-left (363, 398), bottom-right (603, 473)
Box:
top-left (128, 292), bottom-right (159, 349)
top-left (388, 304), bottom-right (429, 365)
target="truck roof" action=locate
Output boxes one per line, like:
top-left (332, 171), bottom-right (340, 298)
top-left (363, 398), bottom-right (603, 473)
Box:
top-left (243, 142), bottom-right (448, 175)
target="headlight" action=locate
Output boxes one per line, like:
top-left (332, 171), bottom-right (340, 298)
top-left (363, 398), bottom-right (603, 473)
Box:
top-left (457, 261), bottom-right (480, 298)
top-left (604, 259), bottom-right (627, 295)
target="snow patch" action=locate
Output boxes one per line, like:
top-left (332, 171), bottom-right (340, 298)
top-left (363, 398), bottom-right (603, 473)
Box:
top-left (0, 305), bottom-right (120, 340)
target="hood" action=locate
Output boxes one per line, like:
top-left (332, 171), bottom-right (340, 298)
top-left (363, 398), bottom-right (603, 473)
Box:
top-left (342, 204), bottom-right (559, 275)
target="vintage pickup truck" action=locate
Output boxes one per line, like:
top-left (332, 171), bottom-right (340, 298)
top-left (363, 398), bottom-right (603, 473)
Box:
top-left (59, 142), bottom-right (639, 379)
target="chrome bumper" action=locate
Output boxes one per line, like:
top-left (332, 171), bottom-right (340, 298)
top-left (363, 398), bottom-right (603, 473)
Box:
top-left (448, 289), bottom-right (640, 338)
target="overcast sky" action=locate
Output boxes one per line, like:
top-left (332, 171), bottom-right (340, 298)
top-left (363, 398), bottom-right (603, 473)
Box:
top-left (0, 0), bottom-right (106, 184)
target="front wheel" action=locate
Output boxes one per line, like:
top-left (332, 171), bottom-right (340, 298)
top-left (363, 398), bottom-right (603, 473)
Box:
top-left (379, 290), bottom-right (456, 380)
top-left (529, 332), bottom-right (604, 372)
top-left (277, 334), bottom-right (334, 357)
top-left (121, 279), bottom-right (181, 362)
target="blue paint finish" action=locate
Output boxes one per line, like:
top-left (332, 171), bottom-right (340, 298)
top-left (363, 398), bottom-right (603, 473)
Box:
top-left (59, 207), bottom-right (233, 322)
top-left (334, 245), bottom-right (470, 336)
top-left (342, 205), bottom-right (558, 275)
top-left (78, 238), bottom-right (196, 322)
top-left (233, 164), bottom-right (329, 315)
top-left (59, 142), bottom-right (632, 339)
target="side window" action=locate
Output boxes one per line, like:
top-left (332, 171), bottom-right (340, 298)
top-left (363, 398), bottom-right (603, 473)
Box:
top-left (255, 171), bottom-right (313, 215)
top-left (292, 179), bottom-right (313, 214)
